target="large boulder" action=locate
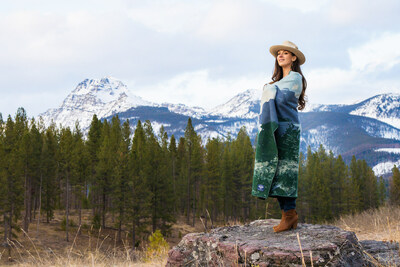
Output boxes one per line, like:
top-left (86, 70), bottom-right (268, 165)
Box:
top-left (167, 219), bottom-right (399, 266)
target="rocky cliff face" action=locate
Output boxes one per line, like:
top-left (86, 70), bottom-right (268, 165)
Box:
top-left (167, 219), bottom-right (400, 266)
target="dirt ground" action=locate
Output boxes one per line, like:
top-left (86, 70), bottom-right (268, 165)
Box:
top-left (0, 209), bottom-right (206, 266)
top-left (1, 206), bottom-right (399, 266)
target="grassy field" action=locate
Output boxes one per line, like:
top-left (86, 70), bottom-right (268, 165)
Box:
top-left (0, 209), bottom-right (206, 266)
top-left (0, 205), bottom-right (399, 266)
top-left (331, 204), bottom-right (400, 242)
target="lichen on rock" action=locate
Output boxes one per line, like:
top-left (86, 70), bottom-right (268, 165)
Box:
top-left (166, 219), bottom-right (400, 267)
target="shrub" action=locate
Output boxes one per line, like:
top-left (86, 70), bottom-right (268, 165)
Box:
top-left (91, 213), bottom-right (101, 230)
top-left (60, 217), bottom-right (76, 231)
top-left (145, 230), bottom-right (169, 261)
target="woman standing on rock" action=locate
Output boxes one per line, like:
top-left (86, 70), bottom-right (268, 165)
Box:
top-left (252, 40), bottom-right (307, 233)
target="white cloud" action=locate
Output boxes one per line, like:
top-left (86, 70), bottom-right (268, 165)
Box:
top-left (0, 0), bottom-right (400, 118)
top-left (0, 10), bottom-right (127, 65)
top-left (258, 0), bottom-right (330, 13)
top-left (306, 67), bottom-right (357, 104)
top-left (195, 1), bottom-right (256, 42)
top-left (348, 32), bottom-right (400, 72)
top-left (126, 0), bottom-right (210, 34)
top-left (327, 0), bottom-right (400, 25)
top-left (305, 66), bottom-right (400, 106)
top-left (131, 69), bottom-right (266, 110)
top-left (303, 31), bottom-right (400, 105)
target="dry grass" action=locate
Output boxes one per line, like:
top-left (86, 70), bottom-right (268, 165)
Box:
top-left (331, 205), bottom-right (400, 267)
top-left (0, 210), bottom-right (206, 266)
top-left (332, 204), bottom-right (400, 242)
top-left (2, 206), bottom-right (400, 266)
top-left (0, 225), bottom-right (169, 266)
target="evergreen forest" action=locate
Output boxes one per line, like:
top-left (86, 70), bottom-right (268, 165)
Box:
top-left (1, 108), bottom-right (400, 247)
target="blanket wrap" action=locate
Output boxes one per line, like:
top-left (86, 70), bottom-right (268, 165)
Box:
top-left (252, 71), bottom-right (302, 199)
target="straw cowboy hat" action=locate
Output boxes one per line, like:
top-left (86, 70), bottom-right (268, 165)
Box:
top-left (269, 40), bottom-right (306, 65)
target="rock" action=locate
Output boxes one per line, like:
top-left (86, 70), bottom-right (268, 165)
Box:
top-left (166, 219), bottom-right (378, 266)
top-left (359, 240), bottom-right (400, 266)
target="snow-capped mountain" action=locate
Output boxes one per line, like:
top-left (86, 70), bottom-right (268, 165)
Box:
top-left (305, 93), bottom-right (400, 130)
top-left (349, 93), bottom-right (400, 129)
top-left (209, 89), bottom-right (261, 119)
top-left (40, 77), bottom-right (152, 130)
top-left (158, 103), bottom-right (208, 119)
top-left (40, 77), bottom-right (213, 131)
top-left (40, 76), bottom-right (400, 177)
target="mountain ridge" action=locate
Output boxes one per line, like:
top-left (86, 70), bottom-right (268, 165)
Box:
top-left (39, 77), bottom-right (400, 177)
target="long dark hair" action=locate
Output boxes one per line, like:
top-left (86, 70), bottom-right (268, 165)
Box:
top-left (270, 52), bottom-right (307, 110)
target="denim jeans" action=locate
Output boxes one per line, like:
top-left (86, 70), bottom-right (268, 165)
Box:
top-left (277, 196), bottom-right (296, 211)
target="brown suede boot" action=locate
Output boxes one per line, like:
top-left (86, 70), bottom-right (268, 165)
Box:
top-left (273, 210), bottom-right (285, 231)
top-left (273, 209), bottom-right (298, 233)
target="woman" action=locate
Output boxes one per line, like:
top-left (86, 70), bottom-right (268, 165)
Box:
top-left (252, 40), bottom-right (307, 233)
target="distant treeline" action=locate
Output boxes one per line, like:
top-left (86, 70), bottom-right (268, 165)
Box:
top-left (1, 108), bottom-right (400, 247)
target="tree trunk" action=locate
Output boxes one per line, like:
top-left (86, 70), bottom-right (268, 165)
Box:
top-left (66, 171), bottom-right (69, 242)
top-left (23, 171), bottom-right (32, 234)
top-left (186, 154), bottom-right (191, 225)
top-left (117, 209), bottom-right (123, 244)
top-left (192, 182), bottom-right (196, 227)
top-left (3, 213), bottom-right (8, 243)
top-left (36, 174), bottom-right (42, 238)
top-left (131, 221), bottom-right (136, 251)
top-left (102, 189), bottom-right (106, 229)
top-left (172, 158), bottom-right (176, 213)
top-left (153, 187), bottom-right (157, 232)
top-left (78, 194), bottom-right (82, 235)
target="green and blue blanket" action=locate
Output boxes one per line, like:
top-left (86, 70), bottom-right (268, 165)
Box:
top-left (252, 71), bottom-right (302, 199)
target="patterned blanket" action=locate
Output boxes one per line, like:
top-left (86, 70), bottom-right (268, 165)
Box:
top-left (252, 71), bottom-right (302, 199)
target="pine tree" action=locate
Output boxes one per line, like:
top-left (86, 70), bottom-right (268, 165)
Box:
top-left (2, 109), bottom-right (27, 241)
top-left (221, 134), bottom-right (234, 222)
top-left (129, 120), bottom-right (151, 248)
top-left (348, 156), bottom-right (362, 212)
top-left (96, 120), bottom-right (112, 229)
top-left (21, 119), bottom-right (43, 233)
top-left (157, 126), bottom-right (176, 235)
top-left (29, 120), bottom-right (44, 226)
top-left (41, 125), bottom-right (58, 223)
top-left (389, 165), bottom-right (400, 205)
top-left (176, 137), bottom-right (186, 214)
top-left (296, 151), bottom-right (305, 219)
top-left (234, 127), bottom-right (254, 221)
top-left (86, 115), bottom-right (103, 218)
top-left (378, 176), bottom-right (386, 205)
top-left (108, 118), bottom-right (130, 242)
top-left (331, 155), bottom-right (348, 216)
top-left (59, 127), bottom-right (74, 241)
top-left (71, 122), bottom-right (89, 228)
top-left (183, 118), bottom-right (203, 226)
top-left (204, 137), bottom-right (223, 224)
top-left (169, 135), bottom-right (178, 213)
top-left (360, 159), bottom-right (379, 209)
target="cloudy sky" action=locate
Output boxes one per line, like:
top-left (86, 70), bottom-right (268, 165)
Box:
top-left (1, 0), bottom-right (400, 117)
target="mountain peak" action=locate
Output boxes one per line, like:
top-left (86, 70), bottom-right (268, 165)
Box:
top-left (72, 76), bottom-right (128, 101)
top-left (209, 89), bottom-right (261, 118)
top-left (349, 93), bottom-right (400, 129)
top-left (39, 77), bottom-right (152, 130)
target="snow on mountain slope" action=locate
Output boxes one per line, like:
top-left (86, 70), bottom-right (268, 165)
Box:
top-left (209, 89), bottom-right (260, 118)
top-left (39, 77), bottom-right (152, 130)
top-left (37, 75), bottom-right (400, 178)
top-left (355, 117), bottom-right (400, 141)
top-left (300, 124), bottom-right (340, 155)
top-left (302, 93), bottom-right (400, 130)
top-left (374, 148), bottom-right (400, 154)
top-left (349, 93), bottom-right (400, 130)
top-left (158, 103), bottom-right (207, 119)
top-left (373, 159), bottom-right (400, 177)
